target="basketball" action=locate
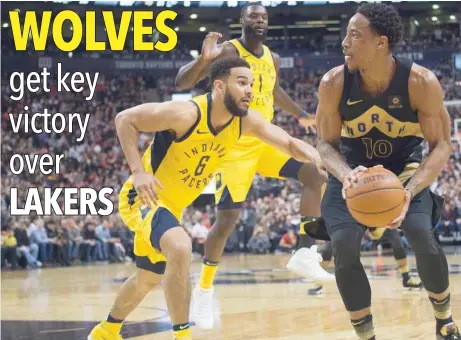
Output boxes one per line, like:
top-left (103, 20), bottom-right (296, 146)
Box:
top-left (345, 167), bottom-right (406, 227)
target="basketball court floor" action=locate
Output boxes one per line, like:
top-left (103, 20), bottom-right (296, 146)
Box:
top-left (2, 250), bottom-right (461, 340)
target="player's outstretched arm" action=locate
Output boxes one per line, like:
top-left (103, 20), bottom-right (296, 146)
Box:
top-left (242, 109), bottom-right (321, 166)
top-left (315, 66), bottom-right (354, 183)
top-left (404, 66), bottom-right (452, 198)
top-left (115, 101), bottom-right (196, 174)
top-left (115, 101), bottom-right (197, 207)
top-left (175, 32), bottom-right (237, 90)
top-left (271, 52), bottom-right (310, 121)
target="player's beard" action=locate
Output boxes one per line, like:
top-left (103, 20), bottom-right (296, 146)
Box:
top-left (224, 90), bottom-right (249, 117)
top-left (243, 25), bottom-right (267, 41)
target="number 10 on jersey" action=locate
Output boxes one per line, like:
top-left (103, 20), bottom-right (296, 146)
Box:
top-left (361, 138), bottom-right (393, 159)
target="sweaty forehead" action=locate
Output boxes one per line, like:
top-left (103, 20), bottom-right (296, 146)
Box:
top-left (244, 5), bottom-right (267, 16)
top-left (347, 13), bottom-right (371, 32)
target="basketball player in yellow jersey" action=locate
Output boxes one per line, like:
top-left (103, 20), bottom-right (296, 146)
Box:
top-left (176, 2), bottom-right (329, 329)
top-left (88, 57), bottom-right (320, 340)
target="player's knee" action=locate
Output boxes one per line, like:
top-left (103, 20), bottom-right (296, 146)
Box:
top-left (298, 163), bottom-right (327, 187)
top-left (331, 228), bottom-right (362, 268)
top-left (401, 214), bottom-right (438, 255)
top-left (160, 228), bottom-right (192, 262)
top-left (167, 240), bottom-right (192, 263)
top-left (214, 210), bottom-right (241, 235)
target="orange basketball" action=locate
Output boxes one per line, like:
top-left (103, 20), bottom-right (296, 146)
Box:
top-left (345, 167), bottom-right (406, 227)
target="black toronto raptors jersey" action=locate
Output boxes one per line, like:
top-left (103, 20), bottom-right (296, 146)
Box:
top-left (339, 57), bottom-right (424, 175)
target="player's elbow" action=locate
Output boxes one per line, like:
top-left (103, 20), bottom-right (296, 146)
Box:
top-left (115, 109), bottom-right (133, 131)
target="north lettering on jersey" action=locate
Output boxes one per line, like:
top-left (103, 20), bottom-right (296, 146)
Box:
top-left (342, 106), bottom-right (422, 138)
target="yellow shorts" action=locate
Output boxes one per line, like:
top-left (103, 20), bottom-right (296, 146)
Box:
top-left (215, 142), bottom-right (302, 208)
top-left (119, 178), bottom-right (180, 274)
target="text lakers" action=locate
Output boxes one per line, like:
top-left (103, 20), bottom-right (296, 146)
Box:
top-left (9, 10), bottom-right (178, 52)
top-left (178, 142), bottom-right (227, 189)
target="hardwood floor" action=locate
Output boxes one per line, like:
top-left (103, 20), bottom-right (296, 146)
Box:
top-left (2, 252), bottom-right (461, 339)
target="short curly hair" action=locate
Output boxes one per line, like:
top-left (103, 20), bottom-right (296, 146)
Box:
top-left (357, 3), bottom-right (404, 50)
top-left (209, 57), bottom-right (250, 84)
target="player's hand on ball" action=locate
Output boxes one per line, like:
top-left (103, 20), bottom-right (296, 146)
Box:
top-left (201, 32), bottom-right (226, 61)
top-left (133, 171), bottom-right (164, 207)
top-left (386, 189), bottom-right (412, 229)
top-left (342, 165), bottom-right (383, 199)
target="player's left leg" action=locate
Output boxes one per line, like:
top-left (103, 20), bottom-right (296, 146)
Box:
top-left (256, 144), bottom-right (333, 281)
top-left (400, 188), bottom-right (460, 339)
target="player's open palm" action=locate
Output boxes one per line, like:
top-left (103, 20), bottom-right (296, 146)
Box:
top-left (133, 171), bottom-right (164, 207)
top-left (202, 32), bottom-right (226, 61)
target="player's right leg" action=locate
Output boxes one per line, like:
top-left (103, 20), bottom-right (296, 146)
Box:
top-left (88, 268), bottom-right (162, 340)
top-left (286, 182), bottom-right (334, 281)
top-left (194, 152), bottom-right (259, 330)
top-left (193, 204), bottom-right (241, 330)
top-left (89, 180), bottom-right (194, 340)
top-left (307, 241), bottom-right (334, 296)
top-left (380, 228), bottom-right (423, 290)
top-left (322, 177), bottom-right (376, 340)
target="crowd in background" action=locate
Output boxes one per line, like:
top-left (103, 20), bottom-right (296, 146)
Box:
top-left (2, 40), bottom-right (461, 270)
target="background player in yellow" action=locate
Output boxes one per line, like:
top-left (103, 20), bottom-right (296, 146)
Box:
top-left (176, 2), bottom-right (329, 329)
top-left (88, 57), bottom-right (321, 340)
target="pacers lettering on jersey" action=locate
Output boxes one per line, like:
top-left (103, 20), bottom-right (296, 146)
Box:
top-left (249, 60), bottom-right (275, 111)
top-left (253, 94), bottom-right (272, 107)
top-left (342, 106), bottom-right (422, 138)
top-left (178, 142), bottom-right (228, 189)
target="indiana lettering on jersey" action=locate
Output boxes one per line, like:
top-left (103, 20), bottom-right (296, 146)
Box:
top-left (249, 61), bottom-right (275, 76)
top-left (342, 106), bottom-right (422, 138)
top-left (182, 142), bottom-right (227, 159)
top-left (178, 142), bottom-right (228, 189)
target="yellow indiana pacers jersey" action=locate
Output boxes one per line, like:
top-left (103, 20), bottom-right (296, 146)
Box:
top-left (230, 39), bottom-right (276, 147)
top-left (139, 93), bottom-right (241, 220)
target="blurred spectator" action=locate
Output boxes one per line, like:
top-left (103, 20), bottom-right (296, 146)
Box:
top-left (29, 218), bottom-right (53, 264)
top-left (277, 229), bottom-right (298, 253)
top-left (1, 227), bottom-right (18, 270)
top-left (13, 221), bottom-right (42, 269)
top-left (248, 226), bottom-right (271, 254)
top-left (82, 222), bottom-right (103, 262)
top-left (67, 219), bottom-right (83, 262)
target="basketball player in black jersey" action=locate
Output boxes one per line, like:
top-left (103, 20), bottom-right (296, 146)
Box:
top-left (315, 3), bottom-right (460, 340)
